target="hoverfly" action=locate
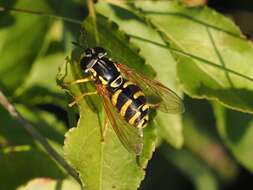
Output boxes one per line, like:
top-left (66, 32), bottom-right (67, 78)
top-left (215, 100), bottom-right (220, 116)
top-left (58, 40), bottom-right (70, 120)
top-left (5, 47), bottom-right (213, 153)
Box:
top-left (69, 46), bottom-right (184, 155)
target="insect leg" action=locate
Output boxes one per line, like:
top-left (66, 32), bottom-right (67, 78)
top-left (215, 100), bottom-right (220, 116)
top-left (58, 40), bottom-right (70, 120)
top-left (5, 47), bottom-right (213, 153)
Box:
top-left (64, 77), bottom-right (93, 86)
top-left (68, 91), bottom-right (97, 107)
top-left (100, 115), bottom-right (109, 142)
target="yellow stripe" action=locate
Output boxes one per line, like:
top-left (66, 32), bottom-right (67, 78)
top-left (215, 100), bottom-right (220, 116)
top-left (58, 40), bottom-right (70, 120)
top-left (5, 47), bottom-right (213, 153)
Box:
top-left (90, 68), bottom-right (97, 76)
top-left (137, 119), bottom-right (145, 128)
top-left (110, 75), bottom-right (123, 88)
top-left (133, 91), bottom-right (145, 99)
top-left (129, 111), bottom-right (141, 125)
top-left (137, 115), bottom-right (149, 128)
top-left (123, 81), bottom-right (135, 88)
top-left (120, 99), bottom-right (132, 117)
top-left (142, 117), bottom-right (149, 128)
top-left (111, 89), bottom-right (122, 106)
top-left (137, 104), bottom-right (143, 110)
top-left (99, 76), bottom-right (108, 85)
top-left (142, 104), bottom-right (149, 111)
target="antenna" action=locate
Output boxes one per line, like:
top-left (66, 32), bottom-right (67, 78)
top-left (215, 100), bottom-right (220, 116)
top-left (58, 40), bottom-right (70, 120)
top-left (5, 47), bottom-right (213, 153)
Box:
top-left (72, 41), bottom-right (86, 50)
top-left (0, 6), bottom-right (82, 25)
top-left (72, 26), bottom-right (89, 50)
top-left (80, 26), bottom-right (89, 48)
top-left (72, 23), bottom-right (93, 52)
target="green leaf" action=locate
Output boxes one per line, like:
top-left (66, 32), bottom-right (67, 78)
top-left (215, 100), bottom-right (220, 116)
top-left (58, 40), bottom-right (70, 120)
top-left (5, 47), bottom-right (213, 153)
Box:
top-left (0, 104), bottom-right (66, 147)
top-left (17, 105), bottom-right (67, 145)
top-left (64, 104), bottom-right (154, 190)
top-left (213, 103), bottom-right (253, 172)
top-left (17, 177), bottom-right (80, 190)
top-left (160, 144), bottom-right (219, 190)
top-left (60, 16), bottom-right (157, 188)
top-left (16, 53), bottom-right (67, 107)
top-left (0, 0), bottom-right (52, 92)
top-left (0, 105), bottom-right (33, 146)
top-left (83, 14), bottom-right (155, 77)
top-left (95, 1), bottom-right (183, 148)
top-left (182, 105), bottom-right (238, 180)
top-left (0, 147), bottom-right (65, 190)
top-left (135, 1), bottom-right (253, 114)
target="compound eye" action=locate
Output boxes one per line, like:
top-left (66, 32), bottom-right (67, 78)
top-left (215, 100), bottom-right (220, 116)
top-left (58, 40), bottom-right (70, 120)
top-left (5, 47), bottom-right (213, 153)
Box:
top-left (94, 47), bottom-right (107, 58)
top-left (85, 48), bottom-right (93, 56)
top-left (98, 52), bottom-right (106, 58)
top-left (80, 56), bottom-right (92, 73)
top-left (94, 47), bottom-right (106, 53)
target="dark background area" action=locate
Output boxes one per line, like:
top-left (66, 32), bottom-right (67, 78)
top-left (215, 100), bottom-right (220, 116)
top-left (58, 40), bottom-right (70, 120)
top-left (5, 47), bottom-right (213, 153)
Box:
top-left (209, 0), bottom-right (253, 40)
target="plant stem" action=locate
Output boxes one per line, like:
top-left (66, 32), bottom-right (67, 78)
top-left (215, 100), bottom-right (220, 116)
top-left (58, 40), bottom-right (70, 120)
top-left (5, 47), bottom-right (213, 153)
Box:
top-left (87, 0), bottom-right (100, 43)
top-left (0, 5), bottom-right (81, 24)
top-left (0, 91), bottom-right (82, 185)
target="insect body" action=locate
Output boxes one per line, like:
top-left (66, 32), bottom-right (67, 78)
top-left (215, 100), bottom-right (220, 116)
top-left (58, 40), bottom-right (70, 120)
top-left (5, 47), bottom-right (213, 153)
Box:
top-left (110, 78), bottom-right (149, 129)
top-left (81, 48), bottom-right (149, 128)
top-left (81, 47), bottom-right (149, 130)
top-left (77, 47), bottom-right (184, 155)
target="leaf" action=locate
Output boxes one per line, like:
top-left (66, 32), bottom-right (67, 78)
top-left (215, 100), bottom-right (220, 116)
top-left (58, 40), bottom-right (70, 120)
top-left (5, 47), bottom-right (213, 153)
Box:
top-left (64, 104), bottom-right (154, 190)
top-left (0, 104), bottom-right (66, 147)
top-left (61, 16), bottom-right (157, 188)
top-left (0, 147), bottom-right (65, 190)
top-left (182, 102), bottom-right (238, 180)
top-left (213, 103), bottom-right (253, 173)
top-left (160, 144), bottom-right (219, 190)
top-left (135, 1), bottom-right (253, 114)
top-left (95, 2), bottom-right (183, 148)
top-left (17, 177), bottom-right (80, 190)
top-left (0, 105), bottom-right (33, 146)
top-left (83, 14), bottom-right (155, 77)
top-left (0, 0), bottom-right (52, 92)
top-left (17, 105), bottom-right (67, 145)
top-left (16, 53), bottom-right (67, 108)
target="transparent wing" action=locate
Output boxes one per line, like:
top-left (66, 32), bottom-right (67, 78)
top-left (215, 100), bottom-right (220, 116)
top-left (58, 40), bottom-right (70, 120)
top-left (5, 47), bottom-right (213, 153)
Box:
top-left (117, 63), bottom-right (184, 113)
top-left (95, 84), bottom-right (143, 155)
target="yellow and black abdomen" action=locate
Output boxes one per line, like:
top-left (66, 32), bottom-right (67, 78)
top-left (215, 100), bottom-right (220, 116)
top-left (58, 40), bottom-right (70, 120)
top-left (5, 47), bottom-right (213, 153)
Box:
top-left (110, 80), bottom-right (149, 128)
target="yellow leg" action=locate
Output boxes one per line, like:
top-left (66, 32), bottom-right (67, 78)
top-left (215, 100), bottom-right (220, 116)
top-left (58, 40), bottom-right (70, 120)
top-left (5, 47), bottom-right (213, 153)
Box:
top-left (101, 116), bottom-right (109, 142)
top-left (64, 77), bottom-right (93, 86)
top-left (68, 91), bottom-right (97, 107)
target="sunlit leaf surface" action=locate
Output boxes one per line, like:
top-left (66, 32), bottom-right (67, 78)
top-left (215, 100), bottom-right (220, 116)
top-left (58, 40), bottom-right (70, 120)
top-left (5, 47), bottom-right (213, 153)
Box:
top-left (136, 1), bottom-right (253, 114)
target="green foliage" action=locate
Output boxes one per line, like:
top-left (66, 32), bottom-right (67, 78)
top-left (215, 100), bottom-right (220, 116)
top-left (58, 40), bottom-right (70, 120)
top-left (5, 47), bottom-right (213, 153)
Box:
top-left (135, 1), bottom-right (253, 114)
top-left (16, 53), bottom-right (67, 107)
top-left (58, 25), bottom-right (156, 188)
top-left (214, 103), bottom-right (253, 172)
top-left (95, 2), bottom-right (183, 149)
top-left (0, 0), bottom-right (253, 190)
top-left (0, 147), bottom-right (65, 190)
top-left (0, 0), bottom-right (52, 91)
top-left (160, 144), bottom-right (219, 190)
top-left (17, 178), bottom-right (80, 190)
